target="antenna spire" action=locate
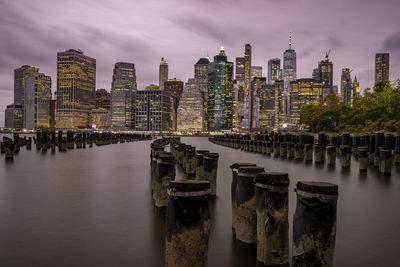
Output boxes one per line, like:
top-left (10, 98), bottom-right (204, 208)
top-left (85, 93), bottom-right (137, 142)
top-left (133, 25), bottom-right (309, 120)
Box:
top-left (289, 31), bottom-right (292, 49)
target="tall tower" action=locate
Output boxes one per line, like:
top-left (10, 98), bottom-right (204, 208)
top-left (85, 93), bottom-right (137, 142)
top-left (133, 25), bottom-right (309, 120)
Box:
top-left (341, 68), bottom-right (353, 106)
top-left (207, 46), bottom-right (234, 131)
top-left (164, 78), bottom-right (184, 131)
top-left (375, 53), bottom-right (389, 84)
top-left (318, 51), bottom-right (333, 98)
top-left (268, 58), bottom-right (282, 84)
top-left (110, 62), bottom-right (137, 130)
top-left (14, 65), bottom-right (39, 123)
top-left (159, 57), bottom-right (168, 90)
top-left (56, 49), bottom-right (96, 129)
top-left (194, 57), bottom-right (210, 130)
top-left (283, 32), bottom-right (297, 91)
top-left (242, 44), bottom-right (252, 131)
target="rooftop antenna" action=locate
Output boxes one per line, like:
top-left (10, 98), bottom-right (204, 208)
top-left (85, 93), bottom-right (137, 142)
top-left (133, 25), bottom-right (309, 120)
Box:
top-left (221, 39), bottom-right (225, 51)
top-left (289, 31), bottom-right (292, 49)
top-left (325, 49), bottom-right (331, 60)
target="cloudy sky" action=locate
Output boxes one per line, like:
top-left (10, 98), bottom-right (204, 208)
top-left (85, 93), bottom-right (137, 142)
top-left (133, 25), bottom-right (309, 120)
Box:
top-left (1, 0), bottom-right (399, 126)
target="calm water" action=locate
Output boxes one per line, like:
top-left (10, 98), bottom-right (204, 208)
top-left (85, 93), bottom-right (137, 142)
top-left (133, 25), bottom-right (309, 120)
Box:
top-left (0, 136), bottom-right (399, 266)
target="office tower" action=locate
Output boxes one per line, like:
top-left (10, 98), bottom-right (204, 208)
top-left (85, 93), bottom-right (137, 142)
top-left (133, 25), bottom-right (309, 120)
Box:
top-left (14, 65), bottom-right (39, 122)
top-left (250, 77), bottom-right (267, 130)
top-left (95, 89), bottom-right (111, 110)
top-left (318, 51), bottom-right (333, 98)
top-left (135, 89), bottom-right (172, 131)
top-left (375, 53), bottom-right (389, 84)
top-left (177, 78), bottom-right (204, 132)
top-left (258, 83), bottom-right (274, 128)
top-left (283, 32), bottom-right (297, 91)
top-left (207, 46), bottom-right (234, 131)
top-left (242, 44), bottom-right (252, 131)
top-left (159, 57), bottom-right (168, 90)
top-left (341, 68), bottom-right (353, 106)
top-left (145, 84), bottom-right (160, 91)
top-left (353, 76), bottom-right (360, 98)
top-left (194, 57), bottom-right (210, 130)
top-left (49, 99), bottom-right (56, 131)
top-left (289, 79), bottom-right (323, 124)
top-left (312, 68), bottom-right (320, 81)
top-left (90, 108), bottom-right (110, 130)
top-left (236, 57), bottom-right (245, 92)
top-left (56, 49), bottom-right (96, 129)
top-left (251, 66), bottom-right (263, 80)
top-left (4, 104), bottom-right (23, 129)
top-left (24, 73), bottom-right (51, 130)
top-left (110, 62), bottom-right (137, 130)
top-left (233, 81), bottom-right (244, 132)
top-left (268, 58), bottom-right (282, 84)
top-left (164, 78), bottom-right (184, 131)
top-left (273, 80), bottom-right (284, 127)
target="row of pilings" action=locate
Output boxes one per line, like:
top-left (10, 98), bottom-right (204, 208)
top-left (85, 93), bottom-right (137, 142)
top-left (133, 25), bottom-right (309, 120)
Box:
top-left (209, 131), bottom-right (400, 175)
top-left (1, 131), bottom-right (152, 160)
top-left (149, 137), bottom-right (220, 267)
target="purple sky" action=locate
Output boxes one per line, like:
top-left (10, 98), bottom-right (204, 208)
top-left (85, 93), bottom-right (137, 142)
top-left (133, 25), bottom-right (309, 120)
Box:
top-left (1, 0), bottom-right (400, 126)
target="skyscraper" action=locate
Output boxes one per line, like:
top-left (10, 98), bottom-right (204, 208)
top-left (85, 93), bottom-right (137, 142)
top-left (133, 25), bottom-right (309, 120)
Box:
top-left (268, 58), bottom-right (282, 84)
top-left (353, 76), bottom-right (360, 98)
top-left (375, 53), bottom-right (389, 84)
top-left (177, 78), bottom-right (204, 132)
top-left (207, 46), bottom-right (234, 131)
top-left (283, 32), bottom-right (297, 91)
top-left (251, 66), bottom-right (263, 80)
top-left (24, 73), bottom-right (51, 130)
top-left (4, 104), bottom-right (23, 129)
top-left (341, 68), bottom-right (353, 106)
top-left (164, 78), bottom-right (184, 131)
top-left (318, 52), bottom-right (333, 98)
top-left (242, 44), bottom-right (252, 131)
top-left (159, 57), bottom-right (168, 90)
top-left (194, 57), bottom-right (209, 130)
top-left (95, 89), bottom-right (111, 110)
top-left (14, 65), bottom-right (39, 122)
top-left (110, 62), bottom-right (137, 130)
top-left (56, 49), bottom-right (96, 129)
top-left (250, 77), bottom-right (267, 130)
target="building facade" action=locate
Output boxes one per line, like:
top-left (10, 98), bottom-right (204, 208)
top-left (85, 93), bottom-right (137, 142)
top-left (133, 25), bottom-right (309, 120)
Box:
top-left (375, 53), bottom-right (389, 84)
top-left (56, 49), bottom-right (96, 129)
top-left (341, 68), bottom-right (353, 106)
top-left (177, 78), bottom-right (204, 132)
top-left (194, 57), bottom-right (210, 130)
top-left (318, 55), bottom-right (333, 98)
top-left (251, 66), bottom-right (263, 80)
top-left (90, 108), bottom-right (110, 130)
top-left (207, 47), bottom-right (234, 131)
top-left (242, 44), bottom-right (252, 131)
top-left (135, 90), bottom-right (172, 131)
top-left (110, 62), bottom-right (137, 130)
top-left (95, 89), bottom-right (110, 110)
top-left (250, 77), bottom-right (267, 130)
top-left (14, 65), bottom-right (39, 122)
top-left (164, 79), bottom-right (184, 130)
top-left (24, 73), bottom-right (52, 130)
top-left (268, 58), bottom-right (282, 84)
top-left (159, 57), bottom-right (168, 90)
top-left (4, 104), bottom-right (23, 129)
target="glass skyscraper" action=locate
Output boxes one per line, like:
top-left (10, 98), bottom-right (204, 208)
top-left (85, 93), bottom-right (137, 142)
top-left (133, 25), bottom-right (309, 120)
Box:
top-left (318, 54), bottom-right (333, 98)
top-left (341, 68), bottom-right (353, 106)
top-left (242, 44), bottom-right (252, 131)
top-left (110, 62), bottom-right (137, 130)
top-left (283, 33), bottom-right (297, 91)
top-left (268, 58), bottom-right (282, 85)
top-left (14, 65), bottom-right (39, 122)
top-left (375, 53), bottom-right (389, 84)
top-left (207, 46), bottom-right (234, 131)
top-left (177, 78), bottom-right (204, 132)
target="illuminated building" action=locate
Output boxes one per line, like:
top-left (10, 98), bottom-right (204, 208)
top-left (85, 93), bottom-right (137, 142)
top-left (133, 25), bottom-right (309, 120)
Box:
top-left (145, 84), bottom-right (160, 91)
top-left (90, 108), bottom-right (110, 130)
top-left (4, 104), bottom-right (23, 129)
top-left (14, 65), bottom-right (39, 121)
top-left (318, 52), bottom-right (333, 98)
top-left (195, 57), bottom-right (209, 130)
top-left (251, 66), bottom-right (263, 80)
top-left (110, 62), bottom-right (136, 130)
top-left (250, 77), bottom-right (267, 130)
top-left (273, 80), bottom-right (285, 127)
top-left (56, 49), bottom-right (96, 129)
top-left (283, 32), bottom-right (297, 91)
top-left (95, 89), bottom-right (110, 110)
top-left (353, 76), bottom-right (360, 98)
top-left (268, 58), bottom-right (282, 84)
top-left (207, 46), bottom-right (234, 131)
top-left (375, 53), bottom-right (389, 84)
top-left (289, 79), bottom-right (322, 124)
top-left (233, 81), bottom-right (245, 132)
top-left (177, 78), bottom-right (203, 132)
top-left (164, 78), bottom-right (184, 130)
top-left (159, 57), bottom-right (168, 90)
top-left (135, 90), bottom-right (172, 131)
top-left (312, 68), bottom-right (319, 81)
top-left (242, 44), bottom-right (252, 131)
top-left (341, 68), bottom-right (353, 106)
top-left (25, 73), bottom-right (52, 130)
top-left (50, 100), bottom-right (56, 131)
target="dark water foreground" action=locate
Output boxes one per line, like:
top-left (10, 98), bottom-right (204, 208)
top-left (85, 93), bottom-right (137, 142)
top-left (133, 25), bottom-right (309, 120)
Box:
top-left (0, 136), bottom-right (399, 266)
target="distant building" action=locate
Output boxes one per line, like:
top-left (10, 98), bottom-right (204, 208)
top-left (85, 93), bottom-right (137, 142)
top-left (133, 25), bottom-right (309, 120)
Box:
top-left (341, 68), bottom-right (353, 106)
top-left (375, 53), bottom-right (389, 84)
top-left (242, 44), bottom-right (252, 131)
top-left (318, 53), bottom-right (333, 98)
top-left (268, 58), bottom-right (282, 84)
top-left (207, 46), bottom-right (234, 131)
top-left (273, 80), bottom-right (285, 127)
top-left (353, 76), bottom-right (360, 98)
top-left (332, 85), bottom-right (339, 95)
top-left (251, 66), bottom-right (263, 80)
top-left (110, 62), bottom-right (136, 130)
top-left (4, 104), bottom-right (23, 129)
top-left (283, 32), bottom-right (297, 91)
top-left (159, 57), bottom-right (168, 90)
top-left (312, 68), bottom-right (320, 81)
top-left (194, 57), bottom-right (210, 130)
top-left (145, 84), bottom-right (160, 91)
top-left (250, 77), bottom-right (267, 130)
top-left (135, 90), bottom-right (172, 131)
top-left (289, 79), bottom-right (322, 124)
top-left (164, 78), bottom-right (184, 130)
top-left (50, 99), bottom-right (56, 131)
top-left (233, 81), bottom-right (245, 132)
top-left (24, 73), bottom-right (52, 130)
top-left (95, 89), bottom-right (110, 110)
top-left (177, 78), bottom-right (204, 132)
top-left (90, 108), bottom-right (110, 130)
top-left (56, 49), bottom-right (96, 129)
top-left (14, 65), bottom-right (39, 122)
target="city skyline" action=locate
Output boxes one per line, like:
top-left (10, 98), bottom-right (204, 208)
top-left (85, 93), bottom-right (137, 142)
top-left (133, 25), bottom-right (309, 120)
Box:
top-left (1, 0), bottom-right (400, 126)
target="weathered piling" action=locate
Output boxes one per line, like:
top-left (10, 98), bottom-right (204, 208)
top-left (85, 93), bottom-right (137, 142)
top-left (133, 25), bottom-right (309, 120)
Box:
top-left (184, 146), bottom-right (196, 176)
top-left (36, 131), bottom-right (42, 150)
top-left (327, 146), bottom-right (336, 166)
top-left (368, 134), bottom-right (376, 164)
top-left (165, 180), bottom-right (211, 267)
top-left (4, 138), bottom-right (14, 160)
top-left (235, 166), bottom-right (265, 244)
top-left (13, 133), bottom-right (20, 153)
top-left (340, 145), bottom-right (351, 168)
top-left (379, 149), bottom-right (392, 175)
top-left (1, 141), bottom-right (5, 153)
top-left (314, 144), bottom-right (325, 164)
top-left (295, 135), bottom-right (305, 160)
top-left (374, 132), bottom-right (385, 168)
top-left (41, 131), bottom-right (48, 153)
top-left (395, 135), bottom-right (400, 164)
top-left (195, 150), bottom-right (209, 180)
top-left (153, 152), bottom-right (175, 212)
top-left (305, 144), bottom-right (313, 162)
top-left (255, 172), bottom-right (289, 267)
top-left (203, 152), bottom-right (219, 197)
top-left (358, 147), bottom-right (368, 171)
top-left (229, 163), bottom-right (257, 239)
top-left (293, 181), bottom-right (338, 267)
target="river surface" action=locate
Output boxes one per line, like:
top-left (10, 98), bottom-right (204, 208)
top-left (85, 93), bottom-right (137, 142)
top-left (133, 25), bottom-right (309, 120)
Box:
top-left (0, 136), bottom-right (399, 266)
